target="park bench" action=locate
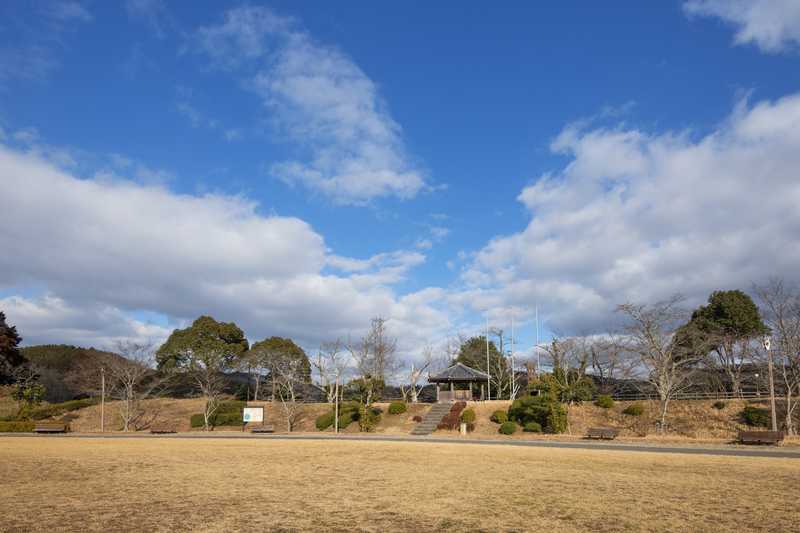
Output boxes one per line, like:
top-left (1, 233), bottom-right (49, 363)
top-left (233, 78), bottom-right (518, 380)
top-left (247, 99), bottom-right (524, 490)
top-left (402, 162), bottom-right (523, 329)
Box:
top-left (585, 427), bottom-right (619, 440)
top-left (250, 424), bottom-right (275, 434)
top-left (737, 430), bottom-right (784, 445)
top-left (33, 422), bottom-right (69, 434)
top-left (150, 424), bottom-right (177, 434)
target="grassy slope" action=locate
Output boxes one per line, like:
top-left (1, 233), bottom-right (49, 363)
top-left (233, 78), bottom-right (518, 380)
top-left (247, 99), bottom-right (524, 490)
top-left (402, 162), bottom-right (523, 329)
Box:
top-left (2, 438), bottom-right (798, 532)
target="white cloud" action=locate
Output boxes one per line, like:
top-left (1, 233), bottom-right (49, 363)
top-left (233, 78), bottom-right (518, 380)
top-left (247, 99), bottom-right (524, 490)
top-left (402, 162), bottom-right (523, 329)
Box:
top-left (685, 0), bottom-right (800, 53)
top-left (125, 0), bottom-right (168, 38)
top-left (48, 1), bottom-right (93, 23)
top-left (458, 93), bottom-right (800, 333)
top-left (191, 6), bottom-right (428, 205)
top-left (0, 143), bottom-right (450, 354)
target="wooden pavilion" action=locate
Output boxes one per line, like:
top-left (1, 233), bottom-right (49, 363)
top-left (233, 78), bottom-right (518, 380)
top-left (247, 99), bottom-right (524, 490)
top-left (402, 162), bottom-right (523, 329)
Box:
top-left (428, 362), bottom-right (490, 402)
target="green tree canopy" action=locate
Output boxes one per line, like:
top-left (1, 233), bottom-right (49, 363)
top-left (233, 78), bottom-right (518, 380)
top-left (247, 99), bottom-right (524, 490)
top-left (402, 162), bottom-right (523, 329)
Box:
top-left (248, 336), bottom-right (311, 383)
top-left (454, 336), bottom-right (506, 374)
top-left (0, 311), bottom-right (25, 384)
top-left (156, 316), bottom-right (249, 372)
top-left (689, 290), bottom-right (769, 347)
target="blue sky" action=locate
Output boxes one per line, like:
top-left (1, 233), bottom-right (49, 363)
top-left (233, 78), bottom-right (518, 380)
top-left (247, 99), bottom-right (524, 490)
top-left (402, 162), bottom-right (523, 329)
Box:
top-left (2, 1), bottom-right (800, 362)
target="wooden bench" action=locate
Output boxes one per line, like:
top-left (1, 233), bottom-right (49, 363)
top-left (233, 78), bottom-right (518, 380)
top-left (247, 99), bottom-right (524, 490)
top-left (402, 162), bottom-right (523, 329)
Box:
top-left (586, 427), bottom-right (619, 440)
top-left (738, 430), bottom-right (784, 445)
top-left (150, 424), bottom-right (177, 434)
top-left (34, 422), bottom-right (69, 434)
top-left (250, 424), bottom-right (275, 434)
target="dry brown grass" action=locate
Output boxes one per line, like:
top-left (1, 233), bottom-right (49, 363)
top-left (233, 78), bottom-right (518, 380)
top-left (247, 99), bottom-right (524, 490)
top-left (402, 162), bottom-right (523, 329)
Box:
top-left (1, 437), bottom-right (798, 532)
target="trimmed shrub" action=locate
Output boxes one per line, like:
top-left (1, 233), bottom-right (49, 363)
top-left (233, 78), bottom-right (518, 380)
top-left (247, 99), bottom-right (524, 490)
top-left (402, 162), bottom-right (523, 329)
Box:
top-left (507, 395), bottom-right (568, 434)
top-left (438, 402), bottom-right (467, 430)
top-left (523, 421), bottom-right (542, 433)
top-left (490, 410), bottom-right (508, 424)
top-left (190, 409), bottom-right (244, 429)
top-left (623, 403), bottom-right (644, 417)
top-left (499, 421), bottom-right (518, 435)
top-left (741, 405), bottom-right (770, 427)
top-left (412, 415), bottom-right (422, 423)
top-left (190, 414), bottom-right (206, 428)
top-left (460, 408), bottom-right (476, 424)
top-left (388, 401), bottom-right (407, 415)
top-left (316, 412), bottom-right (335, 431)
top-left (0, 420), bottom-right (35, 432)
top-left (595, 395), bottom-right (615, 409)
top-left (712, 400), bottom-right (727, 410)
top-left (338, 412), bottom-right (355, 429)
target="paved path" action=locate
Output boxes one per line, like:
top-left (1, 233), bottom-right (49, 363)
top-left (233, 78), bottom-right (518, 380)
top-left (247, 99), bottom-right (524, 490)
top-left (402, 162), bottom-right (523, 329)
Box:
top-left (3, 432), bottom-right (799, 459)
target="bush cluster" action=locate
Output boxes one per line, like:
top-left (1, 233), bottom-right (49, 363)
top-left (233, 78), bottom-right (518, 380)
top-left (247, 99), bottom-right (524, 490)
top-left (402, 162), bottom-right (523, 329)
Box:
top-left (388, 401), bottom-right (407, 415)
top-left (189, 400), bottom-right (248, 428)
top-left (741, 405), bottom-right (770, 427)
top-left (623, 403), bottom-right (644, 417)
top-left (523, 421), bottom-right (542, 433)
top-left (490, 410), bottom-right (508, 424)
top-left (437, 401), bottom-right (466, 430)
top-left (26, 398), bottom-right (97, 420)
top-left (460, 408), bottom-right (476, 424)
top-left (0, 420), bottom-right (35, 432)
top-left (594, 395), bottom-right (615, 409)
top-left (712, 401), bottom-right (727, 410)
top-left (499, 421), bottom-right (518, 435)
top-left (507, 395), bottom-right (568, 434)
top-left (315, 402), bottom-right (361, 431)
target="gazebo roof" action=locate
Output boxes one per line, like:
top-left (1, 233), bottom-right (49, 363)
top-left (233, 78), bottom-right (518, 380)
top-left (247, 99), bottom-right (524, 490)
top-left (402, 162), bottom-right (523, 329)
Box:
top-left (429, 362), bottom-right (490, 383)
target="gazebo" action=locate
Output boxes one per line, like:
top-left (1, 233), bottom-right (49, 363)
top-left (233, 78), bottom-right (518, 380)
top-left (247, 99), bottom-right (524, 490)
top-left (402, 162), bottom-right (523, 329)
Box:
top-left (428, 362), bottom-right (490, 402)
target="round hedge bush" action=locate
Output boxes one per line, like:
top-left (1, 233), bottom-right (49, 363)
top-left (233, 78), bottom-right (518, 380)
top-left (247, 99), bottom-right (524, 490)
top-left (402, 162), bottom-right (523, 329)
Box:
top-left (499, 421), bottom-right (518, 435)
top-left (388, 401), bottom-right (407, 415)
top-left (412, 415), bottom-right (422, 423)
top-left (523, 421), bottom-right (542, 433)
top-left (490, 410), bottom-right (508, 424)
top-left (595, 395), bottom-right (615, 409)
top-left (623, 403), bottom-right (644, 417)
top-left (460, 408), bottom-right (476, 424)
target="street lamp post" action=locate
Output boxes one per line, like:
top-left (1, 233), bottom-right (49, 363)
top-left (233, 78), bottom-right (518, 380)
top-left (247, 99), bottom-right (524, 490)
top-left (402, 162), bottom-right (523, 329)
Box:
top-left (763, 337), bottom-right (778, 432)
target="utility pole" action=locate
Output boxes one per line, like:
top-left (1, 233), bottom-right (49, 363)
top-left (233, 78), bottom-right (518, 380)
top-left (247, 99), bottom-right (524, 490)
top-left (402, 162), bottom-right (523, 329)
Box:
top-left (100, 366), bottom-right (105, 433)
top-left (486, 315), bottom-right (491, 401)
top-left (334, 374), bottom-right (339, 434)
top-left (510, 313), bottom-right (516, 400)
top-left (763, 337), bottom-right (778, 432)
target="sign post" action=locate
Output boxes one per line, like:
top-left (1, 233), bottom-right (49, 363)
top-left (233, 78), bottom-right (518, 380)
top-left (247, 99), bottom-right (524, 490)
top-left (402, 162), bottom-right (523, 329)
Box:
top-left (242, 406), bottom-right (264, 432)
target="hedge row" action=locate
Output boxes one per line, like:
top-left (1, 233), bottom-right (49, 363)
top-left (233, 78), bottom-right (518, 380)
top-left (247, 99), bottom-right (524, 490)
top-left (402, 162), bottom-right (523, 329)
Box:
top-left (189, 401), bottom-right (249, 428)
top-left (26, 398), bottom-right (97, 420)
top-left (0, 420), bottom-right (35, 432)
top-left (388, 401), bottom-right (407, 415)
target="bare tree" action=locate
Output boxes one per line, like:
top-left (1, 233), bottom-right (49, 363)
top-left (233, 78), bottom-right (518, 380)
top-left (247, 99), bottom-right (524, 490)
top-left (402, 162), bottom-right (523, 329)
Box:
top-left (617, 296), bottom-right (701, 433)
top-left (348, 317), bottom-right (398, 407)
top-left (312, 339), bottom-right (349, 404)
top-left (754, 278), bottom-right (800, 435)
top-left (273, 355), bottom-right (306, 432)
top-left (589, 334), bottom-right (637, 394)
top-left (107, 341), bottom-right (164, 431)
top-left (401, 345), bottom-right (433, 403)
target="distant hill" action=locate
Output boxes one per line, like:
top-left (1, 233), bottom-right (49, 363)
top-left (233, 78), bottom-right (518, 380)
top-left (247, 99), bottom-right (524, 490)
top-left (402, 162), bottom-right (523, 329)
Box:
top-left (21, 345), bottom-right (125, 402)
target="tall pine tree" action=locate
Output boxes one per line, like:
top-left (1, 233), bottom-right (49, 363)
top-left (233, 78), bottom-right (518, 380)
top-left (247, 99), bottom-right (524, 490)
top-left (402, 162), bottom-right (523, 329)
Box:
top-left (0, 311), bottom-right (25, 384)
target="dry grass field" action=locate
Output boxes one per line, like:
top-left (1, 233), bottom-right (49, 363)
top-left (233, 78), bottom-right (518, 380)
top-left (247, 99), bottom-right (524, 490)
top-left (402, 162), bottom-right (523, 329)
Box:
top-left (1, 437), bottom-right (798, 532)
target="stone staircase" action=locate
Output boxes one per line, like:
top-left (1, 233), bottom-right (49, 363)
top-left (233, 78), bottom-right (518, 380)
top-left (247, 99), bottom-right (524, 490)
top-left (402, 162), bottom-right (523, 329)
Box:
top-left (410, 402), bottom-right (452, 436)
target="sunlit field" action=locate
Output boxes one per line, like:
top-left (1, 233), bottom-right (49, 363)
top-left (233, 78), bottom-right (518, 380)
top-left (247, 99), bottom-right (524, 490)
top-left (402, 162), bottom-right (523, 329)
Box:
top-left (1, 437), bottom-right (798, 532)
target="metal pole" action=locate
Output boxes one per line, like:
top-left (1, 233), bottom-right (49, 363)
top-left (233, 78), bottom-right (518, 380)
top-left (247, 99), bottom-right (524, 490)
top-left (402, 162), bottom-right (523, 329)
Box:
top-left (100, 366), bottom-right (105, 433)
top-left (535, 305), bottom-right (540, 373)
top-left (764, 337), bottom-right (778, 432)
top-left (486, 316), bottom-right (491, 401)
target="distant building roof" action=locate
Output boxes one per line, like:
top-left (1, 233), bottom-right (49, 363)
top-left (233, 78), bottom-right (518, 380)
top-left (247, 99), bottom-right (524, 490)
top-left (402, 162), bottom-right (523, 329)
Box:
top-left (428, 362), bottom-right (490, 383)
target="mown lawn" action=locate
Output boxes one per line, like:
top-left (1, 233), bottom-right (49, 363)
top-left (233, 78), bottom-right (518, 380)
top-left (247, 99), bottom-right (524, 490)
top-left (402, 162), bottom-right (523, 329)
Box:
top-left (1, 437), bottom-right (798, 532)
